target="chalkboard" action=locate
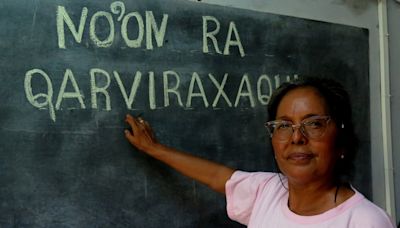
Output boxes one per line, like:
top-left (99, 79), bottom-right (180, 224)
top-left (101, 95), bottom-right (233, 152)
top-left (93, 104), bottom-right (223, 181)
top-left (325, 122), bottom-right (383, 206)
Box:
top-left (0, 0), bottom-right (370, 227)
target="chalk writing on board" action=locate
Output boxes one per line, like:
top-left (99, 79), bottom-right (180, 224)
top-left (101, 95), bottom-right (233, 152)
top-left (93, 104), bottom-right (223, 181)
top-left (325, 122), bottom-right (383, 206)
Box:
top-left (202, 16), bottom-right (245, 57)
top-left (22, 1), bottom-right (300, 122)
top-left (24, 68), bottom-right (298, 122)
top-left (56, 1), bottom-right (245, 57)
top-left (57, 3), bottom-right (168, 49)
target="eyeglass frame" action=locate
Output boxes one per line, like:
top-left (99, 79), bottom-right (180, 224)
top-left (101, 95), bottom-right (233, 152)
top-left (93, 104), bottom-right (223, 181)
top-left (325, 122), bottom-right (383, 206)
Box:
top-left (264, 115), bottom-right (332, 142)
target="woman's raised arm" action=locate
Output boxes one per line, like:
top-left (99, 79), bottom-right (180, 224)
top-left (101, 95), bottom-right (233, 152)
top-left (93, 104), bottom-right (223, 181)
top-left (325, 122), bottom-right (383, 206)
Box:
top-left (124, 114), bottom-right (235, 194)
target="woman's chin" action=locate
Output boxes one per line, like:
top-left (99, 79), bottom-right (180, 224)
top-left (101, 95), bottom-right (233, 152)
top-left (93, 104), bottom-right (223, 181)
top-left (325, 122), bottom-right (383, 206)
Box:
top-left (282, 166), bottom-right (320, 185)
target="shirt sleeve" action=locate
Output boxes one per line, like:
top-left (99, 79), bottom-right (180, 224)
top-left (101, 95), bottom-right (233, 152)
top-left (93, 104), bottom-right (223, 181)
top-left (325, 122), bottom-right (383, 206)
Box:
top-left (225, 170), bottom-right (276, 225)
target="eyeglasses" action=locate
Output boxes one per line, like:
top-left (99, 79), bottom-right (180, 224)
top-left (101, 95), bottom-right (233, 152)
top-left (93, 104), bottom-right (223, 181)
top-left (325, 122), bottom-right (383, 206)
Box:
top-left (265, 116), bottom-right (331, 142)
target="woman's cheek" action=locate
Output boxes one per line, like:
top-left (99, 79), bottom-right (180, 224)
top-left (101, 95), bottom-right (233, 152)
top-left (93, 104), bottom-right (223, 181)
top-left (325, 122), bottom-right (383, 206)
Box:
top-left (272, 140), bottom-right (286, 158)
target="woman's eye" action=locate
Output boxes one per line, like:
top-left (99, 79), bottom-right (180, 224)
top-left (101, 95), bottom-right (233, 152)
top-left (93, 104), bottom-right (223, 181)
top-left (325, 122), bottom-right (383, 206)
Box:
top-left (276, 122), bottom-right (291, 130)
top-left (305, 120), bottom-right (323, 128)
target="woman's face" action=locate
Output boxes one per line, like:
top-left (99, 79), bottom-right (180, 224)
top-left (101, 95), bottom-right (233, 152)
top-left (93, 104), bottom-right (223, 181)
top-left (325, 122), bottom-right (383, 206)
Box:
top-left (272, 87), bottom-right (340, 185)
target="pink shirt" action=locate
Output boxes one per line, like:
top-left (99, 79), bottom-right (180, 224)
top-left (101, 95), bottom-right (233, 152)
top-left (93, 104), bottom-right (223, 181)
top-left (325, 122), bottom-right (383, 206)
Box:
top-left (226, 171), bottom-right (395, 227)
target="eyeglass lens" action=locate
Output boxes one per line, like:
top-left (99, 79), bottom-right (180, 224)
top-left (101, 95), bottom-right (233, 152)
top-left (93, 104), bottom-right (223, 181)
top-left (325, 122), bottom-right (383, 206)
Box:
top-left (266, 117), bottom-right (330, 142)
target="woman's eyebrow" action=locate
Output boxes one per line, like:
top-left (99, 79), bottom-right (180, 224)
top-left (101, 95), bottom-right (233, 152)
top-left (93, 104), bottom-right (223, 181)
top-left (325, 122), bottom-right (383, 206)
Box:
top-left (274, 115), bottom-right (290, 120)
top-left (303, 113), bottom-right (324, 119)
top-left (275, 113), bottom-right (325, 121)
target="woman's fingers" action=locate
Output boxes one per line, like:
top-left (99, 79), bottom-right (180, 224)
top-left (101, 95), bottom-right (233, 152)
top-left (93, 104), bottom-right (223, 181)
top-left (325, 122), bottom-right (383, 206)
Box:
top-left (137, 116), bottom-right (145, 124)
top-left (124, 114), bottom-right (157, 150)
top-left (125, 114), bottom-right (142, 141)
top-left (125, 114), bottom-right (138, 130)
top-left (141, 119), bottom-right (157, 142)
top-left (124, 116), bottom-right (136, 143)
top-left (126, 114), bottom-right (144, 130)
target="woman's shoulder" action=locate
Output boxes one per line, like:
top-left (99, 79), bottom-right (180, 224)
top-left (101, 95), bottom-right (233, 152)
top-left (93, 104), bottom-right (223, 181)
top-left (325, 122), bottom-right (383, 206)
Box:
top-left (229, 170), bottom-right (283, 187)
top-left (345, 189), bottom-right (395, 227)
top-left (226, 171), bottom-right (287, 225)
top-left (227, 170), bottom-right (287, 198)
top-left (231, 170), bottom-right (279, 179)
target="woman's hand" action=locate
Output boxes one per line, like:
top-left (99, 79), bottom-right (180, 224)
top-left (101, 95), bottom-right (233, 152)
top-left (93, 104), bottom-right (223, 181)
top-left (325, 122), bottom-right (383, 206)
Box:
top-left (124, 114), bottom-right (158, 153)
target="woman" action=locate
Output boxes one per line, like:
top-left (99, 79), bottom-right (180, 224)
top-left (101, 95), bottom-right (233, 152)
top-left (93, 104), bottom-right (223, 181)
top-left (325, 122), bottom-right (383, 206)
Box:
top-left (124, 77), bottom-right (395, 227)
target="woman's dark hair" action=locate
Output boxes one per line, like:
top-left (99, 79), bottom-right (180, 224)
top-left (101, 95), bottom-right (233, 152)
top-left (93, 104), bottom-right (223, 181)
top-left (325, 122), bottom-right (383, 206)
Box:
top-left (268, 77), bottom-right (358, 184)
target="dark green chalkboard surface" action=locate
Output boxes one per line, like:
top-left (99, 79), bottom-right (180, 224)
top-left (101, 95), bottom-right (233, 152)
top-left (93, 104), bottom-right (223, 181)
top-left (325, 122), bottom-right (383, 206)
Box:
top-left (0, 0), bottom-right (369, 227)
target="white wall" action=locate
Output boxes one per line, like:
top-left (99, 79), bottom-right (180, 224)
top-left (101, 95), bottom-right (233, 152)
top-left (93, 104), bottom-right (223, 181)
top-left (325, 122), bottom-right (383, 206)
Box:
top-left (388, 0), bottom-right (400, 225)
top-left (189, 0), bottom-right (398, 224)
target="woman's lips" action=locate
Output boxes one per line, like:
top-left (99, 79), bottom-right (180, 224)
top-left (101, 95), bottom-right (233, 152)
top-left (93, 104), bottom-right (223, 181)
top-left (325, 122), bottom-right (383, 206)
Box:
top-left (287, 152), bottom-right (315, 162)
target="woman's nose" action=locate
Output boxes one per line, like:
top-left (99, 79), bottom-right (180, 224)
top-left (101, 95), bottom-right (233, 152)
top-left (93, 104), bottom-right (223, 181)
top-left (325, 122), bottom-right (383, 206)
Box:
top-left (291, 126), bottom-right (307, 145)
